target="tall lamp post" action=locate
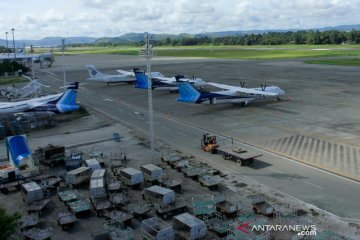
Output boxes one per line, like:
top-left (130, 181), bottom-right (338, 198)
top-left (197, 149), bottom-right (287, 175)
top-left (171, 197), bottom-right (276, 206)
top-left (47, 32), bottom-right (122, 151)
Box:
top-left (11, 28), bottom-right (16, 60)
top-left (30, 45), bottom-right (35, 79)
top-left (5, 32), bottom-right (9, 56)
top-left (61, 39), bottom-right (66, 88)
top-left (141, 34), bottom-right (156, 163)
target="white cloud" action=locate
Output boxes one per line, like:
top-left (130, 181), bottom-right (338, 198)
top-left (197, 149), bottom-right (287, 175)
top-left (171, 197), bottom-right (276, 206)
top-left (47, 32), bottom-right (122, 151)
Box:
top-left (1, 0), bottom-right (360, 39)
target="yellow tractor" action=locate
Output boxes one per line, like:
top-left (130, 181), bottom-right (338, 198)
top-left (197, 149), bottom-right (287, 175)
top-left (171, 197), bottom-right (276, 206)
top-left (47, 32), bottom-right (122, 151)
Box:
top-left (201, 134), bottom-right (219, 154)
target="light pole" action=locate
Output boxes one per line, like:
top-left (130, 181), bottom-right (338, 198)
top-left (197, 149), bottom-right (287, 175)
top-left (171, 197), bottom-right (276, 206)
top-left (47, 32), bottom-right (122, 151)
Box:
top-left (61, 39), bottom-right (66, 88)
top-left (142, 34), bottom-right (156, 163)
top-left (5, 32), bottom-right (9, 56)
top-left (30, 45), bottom-right (35, 79)
top-left (11, 28), bottom-right (16, 60)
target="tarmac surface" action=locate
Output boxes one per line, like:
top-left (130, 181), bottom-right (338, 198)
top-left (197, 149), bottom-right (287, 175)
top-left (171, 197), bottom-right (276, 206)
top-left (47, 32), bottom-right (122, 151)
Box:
top-left (36, 54), bottom-right (360, 220)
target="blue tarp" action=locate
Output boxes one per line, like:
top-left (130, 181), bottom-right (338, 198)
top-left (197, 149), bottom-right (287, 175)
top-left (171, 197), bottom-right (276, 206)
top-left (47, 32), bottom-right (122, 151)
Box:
top-left (6, 135), bottom-right (32, 167)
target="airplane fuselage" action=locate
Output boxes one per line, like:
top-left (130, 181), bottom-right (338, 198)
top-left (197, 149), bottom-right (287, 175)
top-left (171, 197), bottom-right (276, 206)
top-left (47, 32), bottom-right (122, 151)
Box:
top-left (0, 94), bottom-right (61, 113)
top-left (0, 82), bottom-right (80, 114)
top-left (88, 75), bottom-right (135, 83)
top-left (197, 88), bottom-right (283, 104)
top-left (151, 78), bottom-right (206, 91)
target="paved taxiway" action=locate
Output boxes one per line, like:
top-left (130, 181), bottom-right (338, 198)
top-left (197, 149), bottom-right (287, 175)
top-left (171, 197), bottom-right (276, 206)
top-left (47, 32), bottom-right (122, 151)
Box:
top-left (39, 54), bottom-right (360, 220)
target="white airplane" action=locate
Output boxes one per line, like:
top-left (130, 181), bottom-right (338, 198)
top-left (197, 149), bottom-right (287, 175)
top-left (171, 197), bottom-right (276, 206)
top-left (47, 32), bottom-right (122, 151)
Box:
top-left (85, 65), bottom-right (164, 86)
top-left (85, 65), bottom-right (137, 85)
top-left (134, 69), bottom-right (206, 93)
top-left (0, 75), bottom-right (49, 99)
top-left (0, 82), bottom-right (80, 114)
top-left (177, 81), bottom-right (285, 106)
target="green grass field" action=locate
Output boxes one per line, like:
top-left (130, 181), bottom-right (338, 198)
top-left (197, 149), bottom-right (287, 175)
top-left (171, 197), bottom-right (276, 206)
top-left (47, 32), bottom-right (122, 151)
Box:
top-left (34, 44), bottom-right (360, 63)
top-left (0, 76), bottom-right (28, 85)
top-left (304, 58), bottom-right (360, 66)
top-left (157, 48), bottom-right (360, 59)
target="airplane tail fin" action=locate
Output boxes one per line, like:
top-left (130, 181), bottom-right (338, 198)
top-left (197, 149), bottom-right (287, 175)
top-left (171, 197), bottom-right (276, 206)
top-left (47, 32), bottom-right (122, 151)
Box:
top-left (51, 82), bottom-right (80, 112)
top-left (134, 69), bottom-right (149, 89)
top-left (176, 82), bottom-right (201, 103)
top-left (85, 64), bottom-right (103, 78)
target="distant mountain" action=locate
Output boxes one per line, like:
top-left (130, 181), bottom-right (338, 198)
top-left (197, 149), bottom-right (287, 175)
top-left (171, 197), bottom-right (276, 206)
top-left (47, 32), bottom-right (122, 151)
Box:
top-left (95, 32), bottom-right (181, 44)
top-left (95, 24), bottom-right (360, 44)
top-left (197, 24), bottom-right (360, 38)
top-left (316, 24), bottom-right (360, 31)
top-left (0, 37), bottom-right (97, 48)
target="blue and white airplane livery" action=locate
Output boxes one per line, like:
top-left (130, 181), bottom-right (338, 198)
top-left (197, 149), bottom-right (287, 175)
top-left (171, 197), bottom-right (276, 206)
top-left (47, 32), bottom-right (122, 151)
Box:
top-left (177, 82), bottom-right (285, 106)
top-left (0, 82), bottom-right (80, 114)
top-left (86, 65), bottom-right (136, 85)
top-left (134, 69), bottom-right (206, 92)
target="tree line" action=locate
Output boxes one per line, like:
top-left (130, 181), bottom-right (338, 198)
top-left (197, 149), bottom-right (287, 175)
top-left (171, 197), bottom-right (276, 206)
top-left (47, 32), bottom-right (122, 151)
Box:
top-left (0, 60), bottom-right (29, 74)
top-left (156, 30), bottom-right (360, 46)
top-left (75, 30), bottom-right (360, 47)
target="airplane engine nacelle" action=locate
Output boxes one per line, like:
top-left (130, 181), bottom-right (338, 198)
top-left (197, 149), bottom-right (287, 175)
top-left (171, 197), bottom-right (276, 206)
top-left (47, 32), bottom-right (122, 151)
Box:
top-left (210, 97), bottom-right (217, 104)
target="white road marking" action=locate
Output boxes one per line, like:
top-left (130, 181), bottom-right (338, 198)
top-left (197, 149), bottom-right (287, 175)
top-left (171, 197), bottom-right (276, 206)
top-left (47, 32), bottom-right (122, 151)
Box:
top-left (40, 70), bottom-right (55, 76)
top-left (303, 180), bottom-right (324, 190)
top-left (269, 167), bottom-right (285, 174)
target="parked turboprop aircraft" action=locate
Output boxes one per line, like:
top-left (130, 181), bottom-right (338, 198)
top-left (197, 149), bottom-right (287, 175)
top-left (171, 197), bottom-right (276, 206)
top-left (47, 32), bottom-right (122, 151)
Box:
top-left (85, 65), bottom-right (136, 85)
top-left (176, 82), bottom-right (285, 106)
top-left (86, 65), bottom-right (164, 85)
top-left (0, 82), bottom-right (80, 114)
top-left (134, 69), bottom-right (206, 93)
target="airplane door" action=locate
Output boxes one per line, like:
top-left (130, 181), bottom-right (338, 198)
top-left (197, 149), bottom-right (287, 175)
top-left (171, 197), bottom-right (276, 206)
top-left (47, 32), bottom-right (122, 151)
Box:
top-left (210, 97), bottom-right (216, 104)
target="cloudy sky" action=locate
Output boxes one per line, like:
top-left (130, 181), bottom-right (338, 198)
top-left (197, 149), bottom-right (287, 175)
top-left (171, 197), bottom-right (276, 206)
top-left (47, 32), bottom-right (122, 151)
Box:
top-left (1, 0), bottom-right (360, 39)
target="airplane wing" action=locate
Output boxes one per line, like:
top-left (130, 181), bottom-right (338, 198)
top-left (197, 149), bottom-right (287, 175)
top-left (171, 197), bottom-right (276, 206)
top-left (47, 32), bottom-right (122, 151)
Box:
top-left (207, 82), bottom-right (278, 96)
top-left (116, 70), bottom-right (135, 76)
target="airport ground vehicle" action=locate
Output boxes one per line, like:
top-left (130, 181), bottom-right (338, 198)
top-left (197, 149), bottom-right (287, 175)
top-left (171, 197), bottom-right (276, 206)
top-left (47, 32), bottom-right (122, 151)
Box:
top-left (201, 133), bottom-right (262, 166)
top-left (201, 134), bottom-right (219, 153)
top-left (216, 145), bottom-right (262, 166)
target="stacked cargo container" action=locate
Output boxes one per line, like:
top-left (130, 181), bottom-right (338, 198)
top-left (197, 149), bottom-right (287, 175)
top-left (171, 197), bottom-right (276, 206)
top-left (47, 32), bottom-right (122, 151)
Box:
top-left (21, 182), bottom-right (44, 205)
top-left (65, 167), bottom-right (91, 185)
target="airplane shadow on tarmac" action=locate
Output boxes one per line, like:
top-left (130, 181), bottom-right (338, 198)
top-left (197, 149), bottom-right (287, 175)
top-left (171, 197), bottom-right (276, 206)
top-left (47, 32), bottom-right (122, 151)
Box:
top-left (266, 173), bottom-right (308, 180)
